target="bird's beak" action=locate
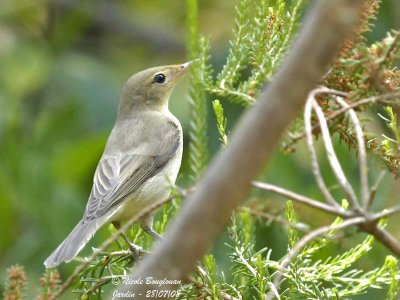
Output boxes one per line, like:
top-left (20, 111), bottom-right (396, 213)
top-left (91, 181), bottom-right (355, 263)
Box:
top-left (181, 61), bottom-right (192, 69)
top-left (172, 60), bottom-right (196, 82)
top-left (178, 60), bottom-right (193, 73)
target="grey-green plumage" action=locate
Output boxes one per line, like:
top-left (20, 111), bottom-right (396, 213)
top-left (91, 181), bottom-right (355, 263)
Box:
top-left (44, 63), bottom-right (189, 268)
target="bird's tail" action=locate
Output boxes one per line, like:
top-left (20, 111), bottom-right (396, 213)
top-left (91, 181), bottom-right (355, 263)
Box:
top-left (44, 220), bottom-right (99, 268)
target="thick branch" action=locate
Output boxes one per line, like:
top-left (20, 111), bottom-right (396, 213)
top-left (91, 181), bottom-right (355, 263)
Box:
top-left (360, 224), bottom-right (400, 257)
top-left (118, 0), bottom-right (367, 298)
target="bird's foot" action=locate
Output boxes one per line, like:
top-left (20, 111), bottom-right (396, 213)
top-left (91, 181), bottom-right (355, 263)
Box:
top-left (126, 242), bottom-right (144, 261)
top-left (141, 224), bottom-right (163, 241)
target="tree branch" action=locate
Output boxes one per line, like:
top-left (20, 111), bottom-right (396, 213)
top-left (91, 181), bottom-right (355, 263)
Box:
top-left (311, 96), bottom-right (361, 210)
top-left (359, 224), bottom-right (400, 258)
top-left (304, 88), bottom-right (342, 208)
top-left (117, 0), bottom-right (368, 298)
top-left (335, 96), bottom-right (370, 209)
top-left (252, 181), bottom-right (350, 217)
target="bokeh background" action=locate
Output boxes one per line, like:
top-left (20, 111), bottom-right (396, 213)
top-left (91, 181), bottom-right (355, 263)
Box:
top-left (0, 0), bottom-right (399, 298)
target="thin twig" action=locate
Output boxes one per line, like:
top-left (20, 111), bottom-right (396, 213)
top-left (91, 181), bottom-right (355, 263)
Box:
top-left (335, 96), bottom-right (370, 210)
top-left (371, 205), bottom-right (400, 221)
top-left (97, 250), bottom-right (132, 257)
top-left (266, 217), bottom-right (366, 300)
top-left (312, 97), bottom-right (360, 210)
top-left (252, 181), bottom-right (349, 217)
top-left (304, 90), bottom-right (340, 208)
top-left (367, 170), bottom-right (385, 210)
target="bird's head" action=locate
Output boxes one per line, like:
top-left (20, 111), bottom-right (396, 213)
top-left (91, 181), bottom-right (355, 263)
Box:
top-left (118, 62), bottom-right (191, 117)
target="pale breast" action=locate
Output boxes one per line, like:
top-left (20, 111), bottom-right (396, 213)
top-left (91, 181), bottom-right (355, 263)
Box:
top-left (110, 111), bottom-right (183, 222)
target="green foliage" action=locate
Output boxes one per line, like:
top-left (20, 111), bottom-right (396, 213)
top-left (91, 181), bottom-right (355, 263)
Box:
top-left (379, 106), bottom-right (400, 143)
top-left (211, 0), bottom-right (305, 105)
top-left (212, 99), bottom-right (228, 146)
top-left (285, 26), bottom-right (400, 175)
top-left (186, 0), bottom-right (212, 180)
top-left (286, 200), bottom-right (299, 248)
top-left (188, 0), bottom-right (306, 153)
top-left (386, 255), bottom-right (399, 300)
top-left (179, 205), bottom-right (400, 300)
top-left (376, 106), bottom-right (400, 175)
top-left (285, 221), bottom-right (400, 299)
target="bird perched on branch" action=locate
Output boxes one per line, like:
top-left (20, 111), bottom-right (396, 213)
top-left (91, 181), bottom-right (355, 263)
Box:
top-left (44, 62), bottom-right (190, 268)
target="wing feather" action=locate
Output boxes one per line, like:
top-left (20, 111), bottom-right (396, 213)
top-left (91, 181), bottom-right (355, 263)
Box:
top-left (82, 120), bottom-right (180, 223)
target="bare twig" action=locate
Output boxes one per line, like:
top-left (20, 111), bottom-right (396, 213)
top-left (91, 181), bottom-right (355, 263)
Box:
top-left (312, 97), bottom-right (361, 210)
top-left (335, 96), bottom-right (370, 209)
top-left (252, 181), bottom-right (349, 217)
top-left (118, 1), bottom-right (369, 298)
top-left (371, 205), bottom-right (400, 221)
top-left (304, 89), bottom-right (341, 208)
top-left (367, 170), bottom-right (385, 209)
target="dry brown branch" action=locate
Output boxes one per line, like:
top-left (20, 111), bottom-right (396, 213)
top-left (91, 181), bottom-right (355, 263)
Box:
top-left (116, 1), bottom-right (368, 298)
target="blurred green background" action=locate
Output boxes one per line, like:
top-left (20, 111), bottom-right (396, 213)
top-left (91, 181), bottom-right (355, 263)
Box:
top-left (0, 0), bottom-right (399, 298)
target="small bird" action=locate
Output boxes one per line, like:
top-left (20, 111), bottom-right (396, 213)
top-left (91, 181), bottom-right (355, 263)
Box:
top-left (44, 62), bottom-right (189, 268)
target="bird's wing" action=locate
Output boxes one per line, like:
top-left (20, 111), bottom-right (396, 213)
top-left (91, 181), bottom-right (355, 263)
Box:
top-left (82, 123), bottom-right (180, 223)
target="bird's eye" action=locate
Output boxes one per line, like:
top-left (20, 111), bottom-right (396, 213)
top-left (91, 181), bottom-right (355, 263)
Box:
top-left (153, 73), bottom-right (166, 84)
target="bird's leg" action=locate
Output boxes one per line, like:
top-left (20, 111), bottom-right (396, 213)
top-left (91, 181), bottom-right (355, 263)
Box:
top-left (112, 221), bottom-right (143, 260)
top-left (141, 216), bottom-right (163, 241)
